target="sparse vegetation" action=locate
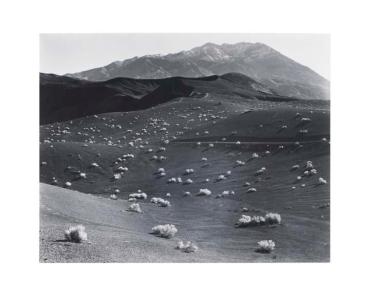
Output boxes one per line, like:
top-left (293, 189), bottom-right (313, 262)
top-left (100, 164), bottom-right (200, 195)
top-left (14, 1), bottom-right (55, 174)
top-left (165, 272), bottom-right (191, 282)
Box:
top-left (151, 224), bottom-right (178, 238)
top-left (64, 225), bottom-right (87, 243)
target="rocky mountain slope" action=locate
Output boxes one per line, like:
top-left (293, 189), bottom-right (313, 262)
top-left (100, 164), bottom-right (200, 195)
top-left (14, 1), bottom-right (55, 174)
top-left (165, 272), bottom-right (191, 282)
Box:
top-left (66, 42), bottom-right (330, 100)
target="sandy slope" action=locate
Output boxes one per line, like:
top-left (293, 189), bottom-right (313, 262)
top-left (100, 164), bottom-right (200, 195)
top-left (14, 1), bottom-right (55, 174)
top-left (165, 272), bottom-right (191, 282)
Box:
top-left (40, 95), bottom-right (330, 262)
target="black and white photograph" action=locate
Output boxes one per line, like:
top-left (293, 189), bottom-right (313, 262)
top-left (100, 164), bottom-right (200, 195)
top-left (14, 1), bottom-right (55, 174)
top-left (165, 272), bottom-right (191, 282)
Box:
top-left (1, 1), bottom-right (369, 295)
top-left (39, 33), bottom-right (330, 262)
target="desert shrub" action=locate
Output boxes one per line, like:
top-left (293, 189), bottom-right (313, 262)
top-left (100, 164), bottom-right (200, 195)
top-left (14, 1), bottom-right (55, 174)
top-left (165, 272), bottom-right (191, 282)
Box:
top-left (150, 197), bottom-right (171, 207)
top-left (183, 178), bottom-right (193, 185)
top-left (235, 160), bottom-right (245, 166)
top-left (184, 169), bottom-right (195, 175)
top-left (129, 191), bottom-right (147, 199)
top-left (183, 191), bottom-right (191, 196)
top-left (256, 240), bottom-right (276, 253)
top-left (247, 187), bottom-right (257, 193)
top-left (236, 212), bottom-right (281, 227)
top-left (128, 203), bottom-right (142, 213)
top-left (217, 174), bottom-right (226, 181)
top-left (197, 189), bottom-right (212, 196)
top-left (291, 164), bottom-right (300, 170)
top-left (255, 167), bottom-right (266, 175)
top-left (318, 177), bottom-right (327, 185)
top-left (218, 190), bottom-right (235, 197)
top-left (65, 181), bottom-right (72, 187)
top-left (265, 212), bottom-right (282, 225)
top-left (152, 224), bottom-right (178, 238)
top-left (176, 241), bottom-right (198, 253)
top-left (64, 225), bottom-right (87, 243)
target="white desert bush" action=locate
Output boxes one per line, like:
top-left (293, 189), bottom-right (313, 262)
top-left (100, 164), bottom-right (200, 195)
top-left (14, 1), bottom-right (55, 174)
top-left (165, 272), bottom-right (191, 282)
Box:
top-left (201, 157), bottom-right (208, 162)
top-left (244, 182), bottom-right (251, 187)
top-left (318, 177), bottom-right (327, 185)
top-left (265, 213), bottom-right (282, 225)
top-left (256, 240), bottom-right (275, 253)
top-left (65, 181), bottom-right (72, 187)
top-left (197, 189), bottom-right (212, 196)
top-left (113, 173), bottom-right (122, 180)
top-left (226, 170), bottom-right (232, 176)
top-left (64, 225), bottom-right (87, 243)
top-left (183, 178), bottom-right (193, 185)
top-left (218, 190), bottom-right (235, 197)
top-left (217, 174), bottom-right (226, 181)
top-left (116, 166), bottom-right (128, 172)
top-left (176, 241), bottom-right (198, 253)
top-left (208, 143), bottom-right (214, 148)
top-left (129, 191), bottom-right (147, 199)
top-left (157, 168), bottom-right (165, 174)
top-left (306, 161), bottom-right (314, 169)
top-left (255, 167), bottom-right (266, 175)
top-left (251, 152), bottom-right (259, 159)
top-left (151, 197), bottom-right (171, 207)
top-left (128, 203), bottom-right (142, 213)
top-left (110, 194), bottom-right (118, 200)
top-left (183, 191), bottom-right (191, 197)
top-left (184, 168), bottom-right (195, 175)
top-left (247, 187), bottom-right (257, 193)
top-left (152, 224), bottom-right (178, 238)
top-left (235, 160), bottom-right (245, 166)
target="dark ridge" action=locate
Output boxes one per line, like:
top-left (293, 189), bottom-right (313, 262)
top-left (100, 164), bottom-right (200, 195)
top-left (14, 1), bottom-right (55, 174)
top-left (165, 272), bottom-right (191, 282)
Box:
top-left (40, 72), bottom-right (289, 124)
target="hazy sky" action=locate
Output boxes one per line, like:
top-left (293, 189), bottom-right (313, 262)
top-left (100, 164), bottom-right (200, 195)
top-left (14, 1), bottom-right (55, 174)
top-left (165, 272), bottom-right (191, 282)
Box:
top-left (40, 33), bottom-right (330, 80)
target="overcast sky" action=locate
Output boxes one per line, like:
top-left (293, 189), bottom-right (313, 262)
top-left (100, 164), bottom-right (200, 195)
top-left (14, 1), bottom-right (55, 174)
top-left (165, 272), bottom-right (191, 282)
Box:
top-left (40, 33), bottom-right (330, 80)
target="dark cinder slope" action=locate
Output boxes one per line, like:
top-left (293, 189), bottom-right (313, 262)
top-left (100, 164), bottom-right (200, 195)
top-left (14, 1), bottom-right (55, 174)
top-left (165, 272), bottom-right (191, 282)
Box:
top-left (40, 72), bottom-right (291, 124)
top-left (66, 42), bottom-right (330, 100)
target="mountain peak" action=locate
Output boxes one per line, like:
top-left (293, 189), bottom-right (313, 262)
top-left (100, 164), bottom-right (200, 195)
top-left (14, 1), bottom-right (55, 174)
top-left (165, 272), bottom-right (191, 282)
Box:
top-left (66, 41), bottom-right (329, 100)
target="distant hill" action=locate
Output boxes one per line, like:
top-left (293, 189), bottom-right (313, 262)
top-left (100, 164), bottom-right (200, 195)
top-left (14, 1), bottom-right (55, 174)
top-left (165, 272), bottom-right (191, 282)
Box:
top-left (66, 42), bottom-right (330, 101)
top-left (40, 72), bottom-right (294, 124)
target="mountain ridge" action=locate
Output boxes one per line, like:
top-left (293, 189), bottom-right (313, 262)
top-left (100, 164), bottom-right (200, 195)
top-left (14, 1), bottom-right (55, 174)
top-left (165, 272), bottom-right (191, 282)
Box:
top-left (66, 42), bottom-right (329, 100)
top-left (40, 72), bottom-right (297, 124)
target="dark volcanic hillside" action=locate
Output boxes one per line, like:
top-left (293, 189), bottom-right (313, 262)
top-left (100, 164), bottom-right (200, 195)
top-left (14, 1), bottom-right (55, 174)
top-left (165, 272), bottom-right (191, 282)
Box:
top-left (40, 72), bottom-right (293, 124)
top-left (66, 42), bottom-right (330, 101)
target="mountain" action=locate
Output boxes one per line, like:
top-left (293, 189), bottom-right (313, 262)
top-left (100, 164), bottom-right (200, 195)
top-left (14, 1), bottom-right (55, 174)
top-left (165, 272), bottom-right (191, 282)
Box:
top-left (67, 42), bottom-right (330, 100)
top-left (40, 72), bottom-right (295, 124)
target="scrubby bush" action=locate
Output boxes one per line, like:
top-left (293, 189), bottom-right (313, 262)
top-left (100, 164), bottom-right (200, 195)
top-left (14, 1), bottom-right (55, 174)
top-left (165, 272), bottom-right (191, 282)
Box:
top-left (129, 191), bottom-right (147, 199)
top-left (236, 212), bottom-right (281, 227)
top-left (256, 240), bottom-right (275, 253)
top-left (65, 181), bottom-right (72, 187)
top-left (176, 241), bottom-right (198, 253)
top-left (255, 167), bottom-right (266, 175)
top-left (197, 189), bottom-right (212, 196)
top-left (183, 178), bottom-right (193, 185)
top-left (128, 203), bottom-right (142, 213)
top-left (183, 191), bottom-right (191, 197)
top-left (235, 160), bottom-right (245, 166)
top-left (247, 187), bottom-right (257, 193)
top-left (150, 197), bottom-right (171, 207)
top-left (184, 168), bottom-right (195, 175)
top-left (151, 224), bottom-right (178, 238)
top-left (265, 213), bottom-right (282, 225)
top-left (217, 174), bottom-right (226, 181)
top-left (318, 177), bottom-right (327, 185)
top-left (64, 225), bottom-right (87, 243)
top-left (218, 190), bottom-right (235, 197)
